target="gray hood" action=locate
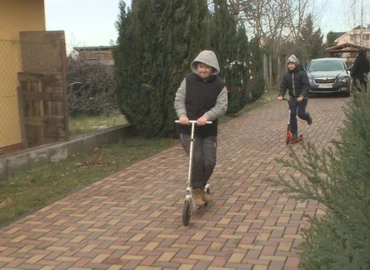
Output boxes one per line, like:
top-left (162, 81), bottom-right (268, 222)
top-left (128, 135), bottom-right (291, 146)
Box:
top-left (191, 50), bottom-right (220, 75)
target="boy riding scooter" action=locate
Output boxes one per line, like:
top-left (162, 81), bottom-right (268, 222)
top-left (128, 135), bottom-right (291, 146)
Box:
top-left (174, 50), bottom-right (228, 207)
top-left (278, 54), bottom-right (313, 142)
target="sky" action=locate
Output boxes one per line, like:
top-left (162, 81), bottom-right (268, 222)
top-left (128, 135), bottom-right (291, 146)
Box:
top-left (44, 0), bottom-right (369, 51)
top-left (44, 0), bottom-right (131, 51)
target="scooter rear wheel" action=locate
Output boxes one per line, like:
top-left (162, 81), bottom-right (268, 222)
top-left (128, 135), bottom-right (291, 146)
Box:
top-left (182, 199), bottom-right (191, 226)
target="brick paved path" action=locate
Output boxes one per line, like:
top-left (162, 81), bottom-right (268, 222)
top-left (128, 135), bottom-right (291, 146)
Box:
top-left (0, 97), bottom-right (349, 270)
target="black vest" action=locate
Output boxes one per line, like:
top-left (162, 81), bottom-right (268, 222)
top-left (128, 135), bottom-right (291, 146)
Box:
top-left (179, 73), bottom-right (225, 138)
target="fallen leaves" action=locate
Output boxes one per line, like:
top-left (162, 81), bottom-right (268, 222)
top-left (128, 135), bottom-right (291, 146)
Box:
top-left (0, 197), bottom-right (15, 209)
top-left (75, 147), bottom-right (110, 167)
top-left (25, 176), bottom-right (35, 184)
top-left (75, 160), bottom-right (110, 167)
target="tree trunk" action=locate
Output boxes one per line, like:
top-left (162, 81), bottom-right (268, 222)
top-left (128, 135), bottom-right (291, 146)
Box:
top-left (277, 56), bottom-right (281, 86)
top-left (268, 54), bottom-right (273, 91)
top-left (263, 53), bottom-right (269, 91)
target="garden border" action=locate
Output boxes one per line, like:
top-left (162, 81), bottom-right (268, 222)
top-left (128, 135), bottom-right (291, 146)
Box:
top-left (0, 125), bottom-right (137, 181)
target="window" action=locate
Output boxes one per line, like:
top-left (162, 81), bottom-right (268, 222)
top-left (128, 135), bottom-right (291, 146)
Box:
top-left (307, 60), bottom-right (345, 71)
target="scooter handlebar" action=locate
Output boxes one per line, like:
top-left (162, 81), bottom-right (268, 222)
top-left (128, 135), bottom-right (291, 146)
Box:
top-left (175, 120), bottom-right (212, 124)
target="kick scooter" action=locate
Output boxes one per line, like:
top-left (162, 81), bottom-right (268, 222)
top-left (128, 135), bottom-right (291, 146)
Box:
top-left (175, 120), bottom-right (212, 226)
top-left (282, 98), bottom-right (303, 144)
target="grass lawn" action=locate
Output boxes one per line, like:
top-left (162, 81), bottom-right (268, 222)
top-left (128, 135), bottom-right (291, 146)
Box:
top-left (69, 111), bottom-right (127, 136)
top-left (0, 90), bottom-right (278, 227)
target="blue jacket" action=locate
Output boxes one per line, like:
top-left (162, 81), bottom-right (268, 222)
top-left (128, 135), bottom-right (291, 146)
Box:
top-left (279, 64), bottom-right (310, 98)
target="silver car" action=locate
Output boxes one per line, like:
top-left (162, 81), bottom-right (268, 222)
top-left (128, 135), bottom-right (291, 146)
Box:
top-left (306, 58), bottom-right (351, 97)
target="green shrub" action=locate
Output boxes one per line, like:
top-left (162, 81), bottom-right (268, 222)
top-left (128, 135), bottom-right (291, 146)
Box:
top-left (226, 85), bottom-right (247, 115)
top-left (270, 92), bottom-right (370, 269)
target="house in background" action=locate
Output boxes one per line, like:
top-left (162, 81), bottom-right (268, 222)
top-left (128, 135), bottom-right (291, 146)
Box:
top-left (73, 46), bottom-right (115, 66)
top-left (0, 0), bottom-right (46, 154)
top-left (325, 25), bottom-right (370, 66)
top-left (335, 25), bottom-right (370, 48)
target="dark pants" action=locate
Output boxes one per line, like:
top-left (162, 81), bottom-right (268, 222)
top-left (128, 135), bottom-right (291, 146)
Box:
top-left (180, 134), bottom-right (217, 189)
top-left (353, 77), bottom-right (368, 92)
top-left (290, 98), bottom-right (309, 135)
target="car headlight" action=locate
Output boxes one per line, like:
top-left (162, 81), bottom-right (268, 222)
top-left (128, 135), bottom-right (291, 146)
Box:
top-left (337, 77), bottom-right (349, 83)
top-left (308, 78), bottom-right (314, 84)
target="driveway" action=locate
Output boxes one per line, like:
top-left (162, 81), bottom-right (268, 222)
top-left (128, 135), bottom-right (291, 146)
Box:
top-left (0, 97), bottom-right (349, 269)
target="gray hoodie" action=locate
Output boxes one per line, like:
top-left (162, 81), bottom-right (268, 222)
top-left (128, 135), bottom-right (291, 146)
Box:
top-left (174, 50), bottom-right (228, 121)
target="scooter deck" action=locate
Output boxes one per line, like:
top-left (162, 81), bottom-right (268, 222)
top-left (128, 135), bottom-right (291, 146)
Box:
top-left (288, 134), bottom-right (303, 144)
top-left (193, 200), bottom-right (215, 215)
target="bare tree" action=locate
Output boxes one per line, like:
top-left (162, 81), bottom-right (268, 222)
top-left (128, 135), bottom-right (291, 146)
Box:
top-left (209, 0), bottom-right (321, 90)
top-left (286, 0), bottom-right (311, 40)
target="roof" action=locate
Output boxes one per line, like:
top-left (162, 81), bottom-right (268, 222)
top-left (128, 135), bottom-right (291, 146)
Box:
top-left (354, 25), bottom-right (365, 29)
top-left (331, 31), bottom-right (346, 39)
top-left (73, 45), bottom-right (116, 51)
top-left (334, 26), bottom-right (370, 41)
top-left (325, 42), bottom-right (370, 53)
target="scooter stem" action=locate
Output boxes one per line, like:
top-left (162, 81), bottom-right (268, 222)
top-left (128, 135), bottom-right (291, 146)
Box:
top-left (175, 120), bottom-right (212, 186)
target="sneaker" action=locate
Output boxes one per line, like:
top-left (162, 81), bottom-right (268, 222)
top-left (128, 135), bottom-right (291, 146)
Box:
top-left (307, 113), bottom-right (313, 125)
top-left (192, 188), bottom-right (204, 207)
top-left (203, 191), bottom-right (213, 203)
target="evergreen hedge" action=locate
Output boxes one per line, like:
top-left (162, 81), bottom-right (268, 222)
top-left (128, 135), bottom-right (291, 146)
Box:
top-left (114, 0), bottom-right (265, 136)
top-left (113, 0), bottom-right (209, 137)
top-left (248, 36), bottom-right (265, 102)
top-left (209, 1), bottom-right (252, 114)
top-left (270, 92), bottom-right (370, 269)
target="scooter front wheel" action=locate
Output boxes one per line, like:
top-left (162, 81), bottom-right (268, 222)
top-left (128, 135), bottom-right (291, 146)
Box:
top-left (182, 199), bottom-right (191, 226)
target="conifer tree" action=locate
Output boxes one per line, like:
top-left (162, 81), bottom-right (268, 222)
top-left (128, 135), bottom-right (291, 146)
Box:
top-left (209, 0), bottom-right (250, 114)
top-left (113, 0), bottom-right (209, 137)
top-left (248, 36), bottom-right (265, 102)
top-left (326, 31), bottom-right (338, 48)
top-left (209, 0), bottom-right (237, 67)
top-left (323, 31), bottom-right (339, 57)
top-left (269, 92), bottom-right (370, 269)
top-left (234, 26), bottom-right (250, 110)
top-left (297, 14), bottom-right (323, 64)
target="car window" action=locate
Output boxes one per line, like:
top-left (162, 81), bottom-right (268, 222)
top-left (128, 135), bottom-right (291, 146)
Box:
top-left (307, 60), bottom-right (345, 71)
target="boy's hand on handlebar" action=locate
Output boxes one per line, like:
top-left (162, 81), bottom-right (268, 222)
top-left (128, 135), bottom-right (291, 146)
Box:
top-left (297, 96), bottom-right (304, 102)
top-left (179, 116), bottom-right (189, 125)
top-left (197, 115), bottom-right (208, 126)
top-left (277, 96), bottom-right (283, 101)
